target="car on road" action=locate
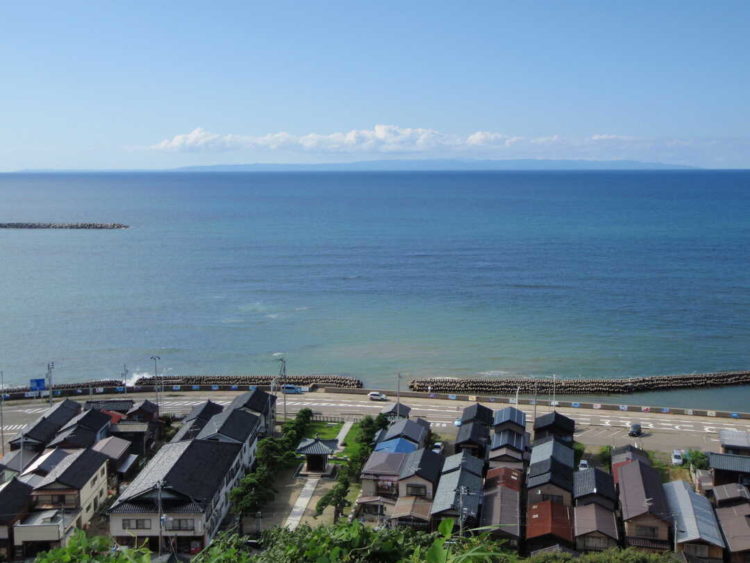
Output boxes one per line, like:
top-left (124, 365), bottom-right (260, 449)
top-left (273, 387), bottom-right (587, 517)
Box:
top-left (578, 459), bottom-right (590, 471)
top-left (281, 384), bottom-right (304, 394)
top-left (431, 442), bottom-right (445, 455)
top-left (628, 423), bottom-right (642, 437)
top-left (367, 391), bottom-right (388, 401)
top-left (671, 450), bottom-right (684, 466)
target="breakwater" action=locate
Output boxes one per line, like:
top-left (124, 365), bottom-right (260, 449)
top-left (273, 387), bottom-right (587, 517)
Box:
top-left (134, 374), bottom-right (363, 388)
top-left (0, 222), bottom-right (128, 229)
top-left (409, 370), bottom-right (750, 395)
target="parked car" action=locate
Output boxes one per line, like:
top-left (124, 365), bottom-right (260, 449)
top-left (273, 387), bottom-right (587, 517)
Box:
top-left (281, 384), bottom-right (304, 394)
top-left (671, 450), bottom-right (684, 466)
top-left (628, 423), bottom-right (642, 437)
top-left (367, 391), bottom-right (388, 401)
top-left (431, 442), bottom-right (445, 455)
top-left (578, 459), bottom-right (590, 471)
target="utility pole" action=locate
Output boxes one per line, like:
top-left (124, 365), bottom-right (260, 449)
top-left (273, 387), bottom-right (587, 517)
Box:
top-left (46, 362), bottom-right (55, 406)
top-left (1, 370), bottom-right (5, 456)
top-left (533, 381), bottom-right (538, 421)
top-left (278, 358), bottom-right (287, 423)
top-left (457, 485), bottom-right (472, 537)
top-left (150, 356), bottom-right (161, 412)
top-left (553, 373), bottom-right (557, 407)
top-left (397, 373), bottom-right (402, 410)
top-left (515, 385), bottom-right (520, 406)
top-left (157, 479), bottom-right (165, 556)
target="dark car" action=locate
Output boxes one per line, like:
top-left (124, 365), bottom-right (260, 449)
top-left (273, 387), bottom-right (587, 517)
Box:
top-left (628, 423), bottom-right (642, 437)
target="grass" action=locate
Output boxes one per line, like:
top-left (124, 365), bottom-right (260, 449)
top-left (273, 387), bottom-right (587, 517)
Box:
top-left (305, 421), bottom-right (344, 440)
top-left (341, 422), bottom-right (363, 458)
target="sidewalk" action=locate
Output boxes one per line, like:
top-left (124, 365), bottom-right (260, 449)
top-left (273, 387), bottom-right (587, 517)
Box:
top-left (335, 421), bottom-right (354, 451)
top-left (284, 477), bottom-right (320, 530)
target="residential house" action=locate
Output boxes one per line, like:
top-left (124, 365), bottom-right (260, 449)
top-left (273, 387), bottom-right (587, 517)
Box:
top-left (196, 408), bottom-right (260, 469)
top-left (710, 453), bottom-right (750, 487)
top-left (358, 452), bottom-right (407, 519)
top-left (455, 421), bottom-right (489, 460)
top-left (227, 388), bottom-right (276, 436)
top-left (487, 430), bottom-right (527, 470)
top-left (533, 411), bottom-right (575, 444)
top-left (663, 480), bottom-right (725, 562)
top-left (430, 456), bottom-right (483, 530)
top-left (17, 449), bottom-right (73, 488)
top-left (171, 401), bottom-right (224, 443)
top-left (92, 436), bottom-right (138, 482)
top-left (442, 451), bottom-right (484, 479)
top-left (715, 501), bottom-right (750, 563)
top-left (574, 468), bottom-right (617, 511)
top-left (14, 448), bottom-right (108, 558)
top-left (530, 436), bottom-right (574, 468)
top-left (574, 503), bottom-right (619, 552)
top-left (109, 439), bottom-right (245, 554)
top-left (296, 438), bottom-right (337, 472)
top-left (381, 403), bottom-right (411, 421)
top-left (0, 448), bottom-right (39, 483)
top-left (110, 422), bottom-right (155, 457)
top-left (527, 459), bottom-right (574, 507)
top-left (492, 407), bottom-right (526, 435)
top-left (526, 500), bottom-right (575, 553)
top-left (48, 408), bottom-right (111, 449)
top-left (612, 444), bottom-right (651, 484)
top-left (459, 404), bottom-right (493, 428)
top-left (378, 419), bottom-right (428, 449)
top-left (9, 400), bottom-right (81, 452)
top-left (618, 460), bottom-right (671, 552)
top-left (480, 467), bottom-right (522, 547)
top-left (374, 437), bottom-right (419, 454)
top-left (720, 430), bottom-right (750, 456)
top-left (126, 400), bottom-right (160, 423)
top-left (390, 448), bottom-right (443, 529)
top-left (712, 483), bottom-right (750, 508)
top-left (0, 478), bottom-right (32, 559)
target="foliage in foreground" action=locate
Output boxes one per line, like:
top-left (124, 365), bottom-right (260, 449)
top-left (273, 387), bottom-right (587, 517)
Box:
top-left (34, 530), bottom-right (150, 563)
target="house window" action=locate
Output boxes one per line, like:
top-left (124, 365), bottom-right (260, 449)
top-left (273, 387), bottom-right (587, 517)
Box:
top-left (406, 484), bottom-right (427, 497)
top-left (166, 519), bottom-right (195, 531)
top-left (683, 544), bottom-right (709, 557)
top-left (635, 525), bottom-right (658, 539)
top-left (582, 536), bottom-right (608, 550)
top-left (122, 519), bottom-right (151, 530)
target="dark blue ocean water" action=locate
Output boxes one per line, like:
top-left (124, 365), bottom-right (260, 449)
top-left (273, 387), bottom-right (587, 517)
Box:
top-left (1, 171), bottom-right (749, 409)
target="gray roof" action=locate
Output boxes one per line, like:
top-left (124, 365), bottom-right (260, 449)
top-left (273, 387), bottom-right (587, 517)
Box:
top-left (431, 467), bottom-right (482, 516)
top-left (11, 399), bottom-right (81, 445)
top-left (0, 478), bottom-right (32, 525)
top-left (574, 503), bottom-right (618, 540)
top-left (493, 407), bottom-right (526, 429)
top-left (710, 452), bottom-right (750, 474)
top-left (530, 437), bottom-right (574, 468)
top-left (455, 421), bottom-right (490, 446)
top-left (719, 429), bottom-right (750, 449)
top-left (113, 439), bottom-right (242, 508)
top-left (490, 430), bottom-right (527, 452)
top-left (574, 468), bottom-right (616, 502)
top-left (716, 502), bottom-right (750, 553)
top-left (296, 437), bottom-right (338, 455)
top-left (527, 459), bottom-right (574, 492)
top-left (442, 451), bottom-right (484, 477)
top-left (92, 436), bottom-right (131, 460)
top-left (22, 448), bottom-right (72, 477)
top-left (382, 403), bottom-right (411, 417)
top-left (611, 444), bottom-right (651, 466)
top-left (0, 448), bottom-right (39, 473)
top-left (460, 403), bottom-right (493, 426)
top-left (59, 408), bottom-right (110, 433)
top-left (663, 480), bottom-right (725, 548)
top-left (713, 483), bottom-right (750, 504)
top-left (128, 399), bottom-right (158, 416)
top-left (382, 419), bottom-right (427, 445)
top-left (47, 425), bottom-right (98, 448)
top-left (361, 451), bottom-right (408, 477)
top-left (399, 448), bottom-right (443, 483)
top-left (533, 411), bottom-right (575, 434)
top-left (84, 399), bottom-right (134, 413)
top-left (184, 400), bottom-right (224, 423)
top-left (196, 408), bottom-right (259, 443)
top-left (35, 448), bottom-right (108, 490)
top-left (228, 388), bottom-right (275, 416)
top-left (480, 484), bottom-right (521, 537)
top-left (618, 460), bottom-right (671, 522)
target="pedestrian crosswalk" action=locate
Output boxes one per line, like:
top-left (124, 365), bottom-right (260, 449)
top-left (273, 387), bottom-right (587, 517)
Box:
top-left (1, 424), bottom-right (26, 432)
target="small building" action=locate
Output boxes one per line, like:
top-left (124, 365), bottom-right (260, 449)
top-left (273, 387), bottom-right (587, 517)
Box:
top-left (9, 400), bottom-right (81, 452)
top-left (358, 452), bottom-right (408, 518)
top-left (92, 436), bottom-right (138, 482)
top-left (712, 483), bottom-right (750, 508)
top-left (378, 419), bottom-right (428, 449)
top-left (110, 421), bottom-right (156, 457)
top-left (430, 462), bottom-right (482, 530)
top-left (480, 468), bottom-right (522, 547)
top-left (611, 444), bottom-right (651, 467)
top-left (618, 460), bottom-right (671, 552)
top-left (48, 408), bottom-right (111, 449)
top-left (527, 458), bottom-right (574, 506)
top-left (720, 430), bottom-right (750, 456)
top-left (227, 388), bottom-right (276, 436)
top-left (127, 400), bottom-right (160, 423)
top-left (492, 407), bottom-right (526, 435)
top-left (533, 411), bottom-right (575, 444)
top-left (574, 467), bottom-right (617, 511)
top-left (84, 399), bottom-right (135, 414)
top-left (459, 404), bottom-right (493, 428)
top-left (710, 452), bottom-right (750, 487)
top-left (296, 438), bottom-right (338, 473)
top-left (530, 436), bottom-right (574, 468)
top-left (389, 496), bottom-right (433, 529)
top-left (0, 478), bottom-right (32, 560)
top-left (397, 448), bottom-right (443, 500)
top-left (715, 501), bottom-right (750, 563)
top-left (526, 500), bottom-right (574, 553)
top-left (381, 402), bottom-right (411, 421)
top-left (487, 430), bottom-right (527, 470)
top-left (454, 421), bottom-right (489, 460)
top-left (574, 503), bottom-right (619, 552)
top-left (663, 480), bottom-right (725, 562)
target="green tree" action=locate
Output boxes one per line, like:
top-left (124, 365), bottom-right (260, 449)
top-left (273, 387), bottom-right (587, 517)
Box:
top-left (193, 532), bottom-right (253, 563)
top-left (684, 449), bottom-right (709, 470)
top-left (598, 445), bottom-right (612, 468)
top-left (34, 530), bottom-right (150, 563)
top-left (315, 474), bottom-right (351, 523)
top-left (230, 469), bottom-right (276, 515)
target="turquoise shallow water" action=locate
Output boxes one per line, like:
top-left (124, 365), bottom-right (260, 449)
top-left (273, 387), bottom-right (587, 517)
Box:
top-left (0, 171), bottom-right (749, 409)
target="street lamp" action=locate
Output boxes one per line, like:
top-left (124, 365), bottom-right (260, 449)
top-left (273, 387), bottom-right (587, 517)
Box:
top-left (277, 358), bottom-right (287, 423)
top-left (46, 362), bottom-right (55, 406)
top-left (0, 370), bottom-right (5, 456)
top-left (150, 356), bottom-right (161, 410)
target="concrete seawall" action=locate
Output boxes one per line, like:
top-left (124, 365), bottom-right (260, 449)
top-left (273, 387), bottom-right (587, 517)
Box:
top-left (0, 222), bottom-right (128, 229)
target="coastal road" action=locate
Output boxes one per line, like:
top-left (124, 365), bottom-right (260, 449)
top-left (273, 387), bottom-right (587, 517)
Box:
top-left (2, 390), bottom-right (746, 455)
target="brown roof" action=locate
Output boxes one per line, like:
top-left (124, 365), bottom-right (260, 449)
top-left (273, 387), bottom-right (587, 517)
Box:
top-left (526, 500), bottom-right (574, 543)
top-left (390, 495), bottom-right (433, 521)
top-left (716, 502), bottom-right (750, 553)
top-left (574, 503), bottom-right (619, 541)
top-left (713, 483), bottom-right (750, 505)
top-left (480, 485), bottom-right (521, 538)
top-left (618, 460), bottom-right (671, 523)
top-left (484, 467), bottom-right (523, 492)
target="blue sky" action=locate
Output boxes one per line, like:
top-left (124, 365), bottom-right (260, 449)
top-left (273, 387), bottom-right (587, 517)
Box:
top-left (1, 1), bottom-right (748, 170)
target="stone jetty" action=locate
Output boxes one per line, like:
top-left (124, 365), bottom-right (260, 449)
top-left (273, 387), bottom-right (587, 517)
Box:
top-left (0, 222), bottom-right (128, 229)
top-left (409, 369), bottom-right (750, 395)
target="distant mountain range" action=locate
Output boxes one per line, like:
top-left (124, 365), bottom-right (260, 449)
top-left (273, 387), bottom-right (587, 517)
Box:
top-left (178, 159), bottom-right (697, 172)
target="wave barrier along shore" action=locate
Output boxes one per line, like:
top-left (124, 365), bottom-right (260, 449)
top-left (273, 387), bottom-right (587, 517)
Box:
top-left (0, 222), bottom-right (128, 229)
top-left (409, 370), bottom-right (750, 394)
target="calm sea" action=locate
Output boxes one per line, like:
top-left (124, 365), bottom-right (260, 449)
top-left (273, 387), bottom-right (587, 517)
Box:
top-left (1, 171), bottom-right (749, 410)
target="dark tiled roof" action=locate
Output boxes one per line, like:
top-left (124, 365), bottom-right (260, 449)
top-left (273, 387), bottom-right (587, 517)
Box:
top-left (618, 460), bottom-right (670, 522)
top-left (573, 468), bottom-right (616, 502)
top-left (0, 448), bottom-right (39, 473)
top-left (84, 400), bottom-right (134, 413)
top-left (361, 451), bottom-right (408, 477)
top-left (196, 408), bottom-right (259, 443)
top-left (24, 448), bottom-right (72, 476)
top-left (493, 407), bottom-right (526, 429)
top-left (48, 425), bottom-right (98, 448)
top-left (60, 408), bottom-right (110, 432)
top-left (43, 399), bottom-right (82, 426)
top-left (0, 477), bottom-right (33, 524)
top-left (442, 451), bottom-right (484, 477)
top-left (128, 399), bottom-right (159, 416)
top-left (184, 400), bottom-right (224, 423)
top-left (11, 399), bottom-right (82, 446)
top-left (460, 404), bottom-right (493, 427)
top-left (527, 459), bottom-right (574, 492)
top-left (382, 419), bottom-right (427, 445)
top-left (296, 438), bottom-right (338, 455)
top-left (109, 500), bottom-right (205, 514)
top-left (455, 421), bottom-right (490, 446)
top-left (431, 467), bottom-right (482, 516)
top-left (36, 448), bottom-right (108, 490)
top-left (490, 430), bottom-right (527, 452)
top-left (716, 502), bottom-right (750, 553)
top-left (229, 388), bottom-right (275, 416)
top-left (381, 403), bottom-right (411, 417)
top-left (530, 437), bottom-right (574, 467)
top-left (399, 448), bottom-right (443, 483)
top-left (710, 452), bottom-right (750, 474)
top-left (533, 411), bottom-right (575, 434)
top-left (481, 484), bottom-right (521, 537)
top-left (574, 503), bottom-right (618, 540)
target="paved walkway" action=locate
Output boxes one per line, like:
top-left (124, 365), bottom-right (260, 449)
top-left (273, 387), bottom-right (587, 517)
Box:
top-left (284, 477), bottom-right (319, 530)
top-left (335, 421), bottom-right (354, 451)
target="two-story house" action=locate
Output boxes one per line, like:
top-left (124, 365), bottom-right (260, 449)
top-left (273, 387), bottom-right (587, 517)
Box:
top-left (618, 460), bottom-right (671, 552)
top-left (9, 400), bottom-right (81, 452)
top-left (171, 400), bottom-right (225, 442)
top-left (663, 480), bottom-right (725, 562)
top-left (0, 478), bottom-right (32, 559)
top-left (390, 448), bottom-right (443, 529)
top-left (48, 409), bottom-right (111, 449)
top-left (480, 467), bottom-right (522, 548)
top-left (357, 452), bottom-right (408, 519)
top-left (533, 411), bottom-right (575, 444)
top-left (196, 408), bottom-right (260, 469)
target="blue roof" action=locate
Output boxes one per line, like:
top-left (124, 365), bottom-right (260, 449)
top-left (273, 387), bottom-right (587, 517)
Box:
top-left (374, 437), bottom-right (419, 454)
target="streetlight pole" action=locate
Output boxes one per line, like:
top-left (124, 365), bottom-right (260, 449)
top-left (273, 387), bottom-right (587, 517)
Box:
top-left (46, 362), bottom-right (55, 406)
top-left (278, 358), bottom-right (287, 423)
top-left (553, 373), bottom-right (557, 407)
top-left (0, 370), bottom-right (5, 456)
top-left (150, 356), bottom-right (160, 412)
top-left (514, 385), bottom-right (520, 406)
top-left (397, 373), bottom-right (401, 410)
